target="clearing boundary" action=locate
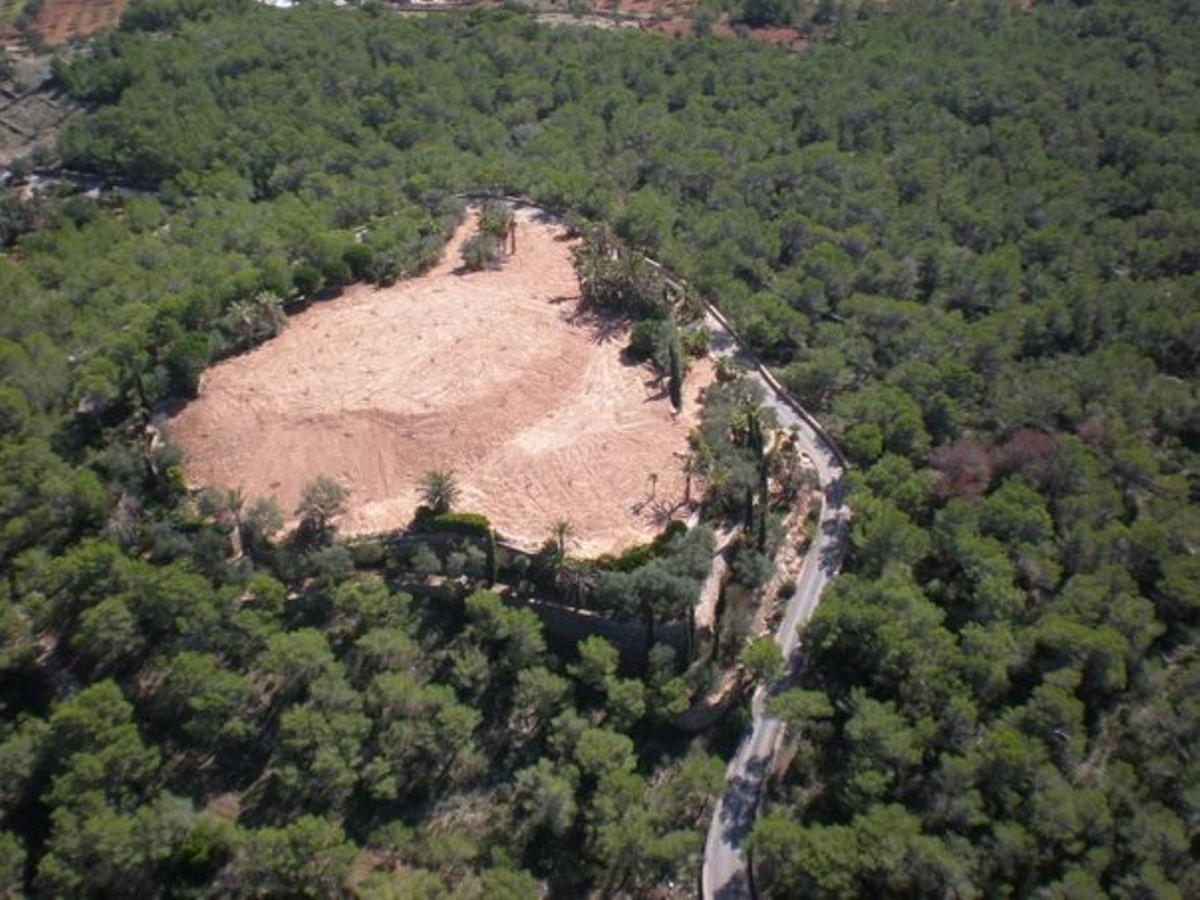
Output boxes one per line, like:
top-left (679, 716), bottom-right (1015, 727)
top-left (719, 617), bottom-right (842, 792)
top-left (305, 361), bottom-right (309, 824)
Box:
top-left (171, 204), bottom-right (713, 558)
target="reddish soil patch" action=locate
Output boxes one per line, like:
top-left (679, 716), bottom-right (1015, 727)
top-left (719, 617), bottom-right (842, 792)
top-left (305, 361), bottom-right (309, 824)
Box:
top-left (171, 209), bottom-right (714, 556)
top-left (32, 0), bottom-right (126, 43)
top-left (646, 17), bottom-right (693, 37)
top-left (525, 0), bottom-right (806, 48)
top-left (711, 20), bottom-right (810, 49)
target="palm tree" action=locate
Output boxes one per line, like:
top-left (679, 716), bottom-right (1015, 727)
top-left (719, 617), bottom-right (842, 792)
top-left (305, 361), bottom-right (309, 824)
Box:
top-left (550, 518), bottom-right (575, 560)
top-left (296, 475), bottom-right (349, 546)
top-left (420, 469), bottom-right (459, 515)
top-left (680, 451), bottom-right (701, 506)
top-left (729, 392), bottom-right (774, 550)
top-left (196, 486), bottom-right (246, 557)
top-left (223, 486), bottom-right (246, 558)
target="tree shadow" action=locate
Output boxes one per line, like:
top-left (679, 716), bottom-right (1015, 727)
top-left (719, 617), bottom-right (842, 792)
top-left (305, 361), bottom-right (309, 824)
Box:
top-left (714, 872), bottom-right (753, 900)
top-left (643, 495), bottom-right (687, 527)
top-left (717, 753), bottom-right (771, 842)
top-left (819, 529), bottom-right (848, 575)
top-left (709, 328), bottom-right (738, 355)
top-left (642, 377), bottom-right (671, 404)
top-left (565, 304), bottom-right (629, 348)
top-left (156, 395), bottom-right (190, 418)
top-left (449, 261), bottom-right (503, 277)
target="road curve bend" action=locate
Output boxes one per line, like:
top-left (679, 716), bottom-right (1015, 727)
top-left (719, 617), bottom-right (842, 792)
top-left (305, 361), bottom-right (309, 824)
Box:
top-left (699, 310), bottom-right (849, 900)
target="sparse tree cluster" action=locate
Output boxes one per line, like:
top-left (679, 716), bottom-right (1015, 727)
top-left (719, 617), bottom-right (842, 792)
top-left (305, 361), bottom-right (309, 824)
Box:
top-left (571, 228), bottom-right (671, 320)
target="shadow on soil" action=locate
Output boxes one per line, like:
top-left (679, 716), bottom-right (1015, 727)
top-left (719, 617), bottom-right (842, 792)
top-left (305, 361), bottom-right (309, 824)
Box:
top-left (565, 304), bottom-right (629, 348)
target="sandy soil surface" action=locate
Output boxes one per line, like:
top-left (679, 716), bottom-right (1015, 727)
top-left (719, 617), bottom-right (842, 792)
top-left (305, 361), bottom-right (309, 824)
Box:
top-left (171, 208), bottom-right (714, 556)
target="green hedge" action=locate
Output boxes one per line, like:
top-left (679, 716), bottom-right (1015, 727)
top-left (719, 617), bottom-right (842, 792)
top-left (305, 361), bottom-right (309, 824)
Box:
top-left (589, 520), bottom-right (687, 572)
top-left (433, 512), bottom-right (491, 535)
top-left (415, 508), bottom-right (493, 538)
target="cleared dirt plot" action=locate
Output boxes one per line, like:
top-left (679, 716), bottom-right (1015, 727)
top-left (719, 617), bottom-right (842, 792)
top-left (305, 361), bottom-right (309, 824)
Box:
top-left (171, 207), bottom-right (714, 556)
top-left (28, 0), bottom-right (125, 43)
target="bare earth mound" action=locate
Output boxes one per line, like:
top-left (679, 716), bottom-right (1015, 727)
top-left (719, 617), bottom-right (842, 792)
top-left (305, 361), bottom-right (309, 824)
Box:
top-left (171, 208), bottom-right (714, 557)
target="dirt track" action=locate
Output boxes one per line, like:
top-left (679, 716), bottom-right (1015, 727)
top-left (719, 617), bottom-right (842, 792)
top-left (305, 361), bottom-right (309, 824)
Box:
top-left (171, 208), bottom-right (713, 556)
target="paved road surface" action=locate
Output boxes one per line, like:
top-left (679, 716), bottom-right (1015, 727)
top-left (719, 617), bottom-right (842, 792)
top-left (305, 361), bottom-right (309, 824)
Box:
top-left (700, 313), bottom-right (849, 900)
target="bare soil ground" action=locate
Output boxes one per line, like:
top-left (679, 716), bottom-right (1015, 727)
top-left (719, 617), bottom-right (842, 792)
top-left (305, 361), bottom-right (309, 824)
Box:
top-left (31, 0), bottom-right (124, 43)
top-left (526, 0), bottom-right (812, 50)
top-left (171, 208), bottom-right (714, 556)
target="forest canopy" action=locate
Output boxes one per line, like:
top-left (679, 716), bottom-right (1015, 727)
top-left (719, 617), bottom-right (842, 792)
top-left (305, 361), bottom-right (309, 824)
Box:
top-left (0, 0), bottom-right (1197, 895)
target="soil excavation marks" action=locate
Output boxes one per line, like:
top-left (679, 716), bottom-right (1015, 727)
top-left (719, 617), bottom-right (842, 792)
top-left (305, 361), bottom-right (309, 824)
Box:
top-left (171, 208), bottom-right (713, 556)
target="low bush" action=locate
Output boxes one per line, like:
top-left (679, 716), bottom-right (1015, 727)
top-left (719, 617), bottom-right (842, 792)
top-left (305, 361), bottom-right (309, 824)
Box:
top-left (681, 325), bottom-right (712, 358)
top-left (417, 510), bottom-right (492, 538)
top-left (348, 539), bottom-right (388, 569)
top-left (460, 232), bottom-right (503, 271)
top-left (626, 319), bottom-right (665, 363)
top-left (409, 542), bottom-right (441, 578)
top-left (591, 520), bottom-right (688, 572)
top-left (478, 199), bottom-right (514, 240)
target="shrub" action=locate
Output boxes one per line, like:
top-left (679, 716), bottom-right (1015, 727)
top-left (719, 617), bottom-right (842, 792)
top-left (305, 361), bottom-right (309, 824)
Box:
top-left (349, 539), bottom-right (388, 569)
top-left (418, 510), bottom-right (492, 538)
top-left (732, 548), bottom-right (773, 589)
top-left (293, 264), bottom-right (322, 296)
top-left (367, 250), bottom-right (404, 285)
top-left (714, 356), bottom-right (742, 383)
top-left (591, 520), bottom-right (688, 572)
top-left (342, 243), bottom-right (373, 280)
top-left (310, 543), bottom-right (354, 578)
top-left (681, 325), bottom-right (713, 358)
top-left (446, 551), bottom-right (468, 578)
top-left (463, 545), bottom-right (489, 580)
top-left (626, 319), bottom-right (665, 363)
top-left (461, 233), bottom-right (503, 271)
top-left (478, 199), bottom-right (514, 240)
top-left (165, 332), bottom-right (210, 397)
top-left (571, 232), bottom-right (670, 319)
top-left (410, 543), bottom-right (441, 578)
top-left (296, 476), bottom-right (349, 546)
top-left (321, 258), bottom-right (353, 288)
top-left (741, 636), bottom-right (784, 683)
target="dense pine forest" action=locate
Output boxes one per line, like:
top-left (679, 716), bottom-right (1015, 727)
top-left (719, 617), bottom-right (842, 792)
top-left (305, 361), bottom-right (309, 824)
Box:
top-left (0, 0), bottom-right (1196, 895)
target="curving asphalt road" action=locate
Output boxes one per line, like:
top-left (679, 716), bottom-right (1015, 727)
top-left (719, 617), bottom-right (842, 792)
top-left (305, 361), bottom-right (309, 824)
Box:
top-left (699, 311), bottom-right (849, 900)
